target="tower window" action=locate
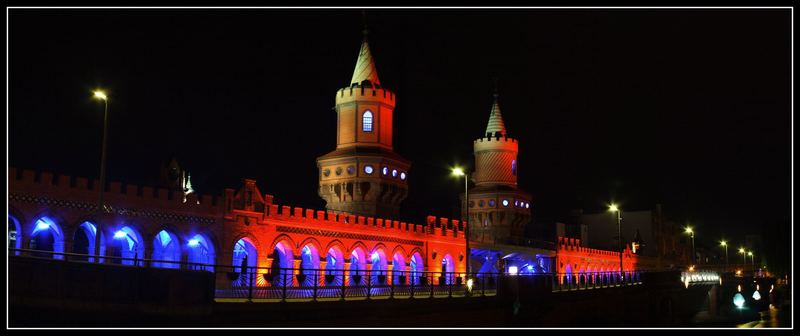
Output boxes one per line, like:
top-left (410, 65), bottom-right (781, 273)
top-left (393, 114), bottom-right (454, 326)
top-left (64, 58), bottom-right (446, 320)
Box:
top-left (502, 199), bottom-right (509, 207)
top-left (364, 165), bottom-right (374, 175)
top-left (362, 110), bottom-right (373, 132)
top-left (512, 160), bottom-right (517, 176)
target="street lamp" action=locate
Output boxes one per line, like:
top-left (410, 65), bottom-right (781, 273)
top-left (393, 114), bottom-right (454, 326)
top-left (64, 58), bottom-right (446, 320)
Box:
top-left (720, 240), bottom-right (728, 273)
top-left (739, 247), bottom-right (746, 266)
top-left (684, 226), bottom-right (695, 265)
top-left (451, 166), bottom-right (471, 280)
top-left (92, 89), bottom-right (110, 263)
top-left (608, 203), bottom-right (623, 278)
top-left (748, 251), bottom-right (754, 274)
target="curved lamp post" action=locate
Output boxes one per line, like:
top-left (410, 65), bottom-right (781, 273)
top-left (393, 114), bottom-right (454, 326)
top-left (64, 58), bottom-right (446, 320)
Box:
top-left (92, 90), bottom-right (109, 263)
top-left (608, 204), bottom-right (623, 277)
top-left (452, 167), bottom-right (470, 279)
top-left (684, 226), bottom-right (695, 265)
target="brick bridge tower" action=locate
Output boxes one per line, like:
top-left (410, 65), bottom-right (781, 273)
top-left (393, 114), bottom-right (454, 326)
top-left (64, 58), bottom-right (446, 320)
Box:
top-left (317, 29), bottom-right (410, 218)
top-left (466, 89), bottom-right (532, 245)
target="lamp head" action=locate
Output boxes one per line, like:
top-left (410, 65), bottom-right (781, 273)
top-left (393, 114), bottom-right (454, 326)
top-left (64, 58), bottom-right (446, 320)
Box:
top-left (93, 90), bottom-right (108, 101)
top-left (684, 226), bottom-right (693, 234)
top-left (748, 251), bottom-right (753, 256)
top-left (451, 167), bottom-right (465, 177)
top-left (739, 248), bottom-right (745, 253)
top-left (114, 230), bottom-right (127, 239)
top-left (720, 240), bottom-right (727, 246)
top-left (608, 203), bottom-right (619, 212)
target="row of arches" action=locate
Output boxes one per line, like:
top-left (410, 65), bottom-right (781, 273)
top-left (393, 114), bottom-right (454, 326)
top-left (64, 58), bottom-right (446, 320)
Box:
top-left (9, 215), bottom-right (216, 271)
top-left (231, 237), bottom-right (458, 287)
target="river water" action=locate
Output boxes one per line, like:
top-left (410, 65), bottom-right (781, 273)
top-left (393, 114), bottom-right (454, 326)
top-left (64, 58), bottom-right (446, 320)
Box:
top-left (735, 304), bottom-right (791, 328)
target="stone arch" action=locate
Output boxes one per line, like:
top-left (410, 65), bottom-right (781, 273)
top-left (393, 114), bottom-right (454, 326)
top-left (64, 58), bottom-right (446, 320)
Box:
top-left (8, 212), bottom-right (23, 254)
top-left (109, 225), bottom-right (145, 266)
top-left (298, 241), bottom-right (321, 287)
top-left (369, 246), bottom-right (388, 285)
top-left (348, 241), bottom-right (369, 257)
top-left (409, 251), bottom-right (425, 285)
top-left (28, 215), bottom-right (66, 259)
top-left (391, 249), bottom-right (408, 285)
top-left (71, 221), bottom-right (106, 263)
top-left (348, 243), bottom-right (368, 286)
top-left (269, 237), bottom-right (295, 287)
top-left (440, 253), bottom-right (456, 284)
top-left (270, 234), bottom-right (297, 257)
top-left (324, 240), bottom-right (346, 286)
top-left (298, 237), bottom-right (323, 258)
top-left (152, 228), bottom-right (182, 269)
top-left (390, 245), bottom-right (408, 260)
top-left (186, 233), bottom-right (216, 272)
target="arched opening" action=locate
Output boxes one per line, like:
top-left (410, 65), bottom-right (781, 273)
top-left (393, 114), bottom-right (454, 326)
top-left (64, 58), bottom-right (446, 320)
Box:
top-left (110, 226), bottom-right (144, 266)
top-left (392, 252), bottom-right (407, 285)
top-left (370, 249), bottom-right (388, 285)
top-left (9, 215), bottom-right (21, 255)
top-left (270, 241), bottom-right (294, 287)
top-left (299, 244), bottom-right (320, 287)
top-left (29, 217), bottom-right (64, 259)
top-left (72, 221), bottom-right (105, 262)
top-left (325, 246), bottom-right (344, 286)
top-left (362, 110), bottom-right (373, 132)
top-left (349, 247), bottom-right (367, 286)
top-left (441, 254), bottom-right (455, 284)
top-left (187, 234), bottom-right (215, 272)
top-left (409, 252), bottom-right (424, 285)
top-left (565, 264), bottom-right (573, 285)
top-left (152, 230), bottom-right (181, 269)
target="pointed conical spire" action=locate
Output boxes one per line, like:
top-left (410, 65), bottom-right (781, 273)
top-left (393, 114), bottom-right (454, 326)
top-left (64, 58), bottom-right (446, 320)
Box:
top-left (485, 86), bottom-right (507, 137)
top-left (350, 28), bottom-right (381, 86)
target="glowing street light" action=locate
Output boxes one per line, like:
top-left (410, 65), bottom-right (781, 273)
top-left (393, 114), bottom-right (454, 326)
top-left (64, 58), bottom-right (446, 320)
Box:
top-left (92, 89), bottom-right (110, 263)
top-left (451, 166), bottom-right (471, 281)
top-left (739, 247), bottom-right (747, 267)
top-left (608, 203), bottom-right (623, 278)
top-left (684, 226), bottom-right (695, 265)
top-left (720, 240), bottom-right (728, 273)
top-left (748, 251), bottom-right (755, 274)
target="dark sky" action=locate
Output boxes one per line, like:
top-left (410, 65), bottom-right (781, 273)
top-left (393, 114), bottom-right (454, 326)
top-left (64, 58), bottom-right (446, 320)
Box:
top-left (9, 9), bottom-right (791, 256)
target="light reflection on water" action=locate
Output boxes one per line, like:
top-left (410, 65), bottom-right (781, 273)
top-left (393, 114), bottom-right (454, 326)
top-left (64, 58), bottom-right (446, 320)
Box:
top-left (736, 304), bottom-right (788, 328)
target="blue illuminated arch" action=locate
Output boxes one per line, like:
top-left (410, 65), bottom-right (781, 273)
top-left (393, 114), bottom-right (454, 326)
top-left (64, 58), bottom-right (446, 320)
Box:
top-left (349, 246), bottom-right (367, 286)
top-left (441, 254), bottom-right (455, 284)
top-left (409, 252), bottom-right (424, 285)
top-left (72, 221), bottom-right (105, 262)
top-left (299, 244), bottom-right (320, 287)
top-left (370, 248), bottom-right (388, 285)
top-left (29, 216), bottom-right (64, 259)
top-left (270, 239), bottom-right (294, 287)
top-left (187, 233), bottom-right (215, 272)
top-left (152, 230), bottom-right (181, 269)
top-left (392, 252), bottom-right (407, 285)
top-left (111, 226), bottom-right (144, 266)
top-left (8, 215), bottom-right (22, 255)
top-left (325, 245), bottom-right (345, 286)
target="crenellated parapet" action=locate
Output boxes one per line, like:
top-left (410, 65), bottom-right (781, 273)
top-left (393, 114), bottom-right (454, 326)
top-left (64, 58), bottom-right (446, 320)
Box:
top-left (336, 81), bottom-right (396, 105)
top-left (8, 167), bottom-right (221, 214)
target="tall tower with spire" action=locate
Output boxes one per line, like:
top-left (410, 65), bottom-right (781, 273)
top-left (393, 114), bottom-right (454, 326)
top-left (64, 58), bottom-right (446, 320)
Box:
top-left (316, 30), bottom-right (410, 219)
top-left (466, 88), bottom-right (532, 245)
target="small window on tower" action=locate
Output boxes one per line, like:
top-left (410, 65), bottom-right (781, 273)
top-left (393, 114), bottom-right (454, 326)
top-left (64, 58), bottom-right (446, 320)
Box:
top-left (362, 110), bottom-right (373, 132)
top-left (512, 160), bottom-right (517, 176)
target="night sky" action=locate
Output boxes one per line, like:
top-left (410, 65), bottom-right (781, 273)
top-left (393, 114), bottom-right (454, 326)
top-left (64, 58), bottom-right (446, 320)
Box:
top-left (9, 9), bottom-right (791, 267)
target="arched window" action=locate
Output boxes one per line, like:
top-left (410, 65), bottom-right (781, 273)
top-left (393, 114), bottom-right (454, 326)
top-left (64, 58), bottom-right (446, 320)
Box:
top-left (362, 110), bottom-right (373, 132)
top-left (511, 160), bottom-right (517, 176)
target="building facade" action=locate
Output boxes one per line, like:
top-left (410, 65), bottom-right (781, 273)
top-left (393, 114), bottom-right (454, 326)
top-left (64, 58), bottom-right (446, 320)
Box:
top-left (8, 33), bottom-right (646, 290)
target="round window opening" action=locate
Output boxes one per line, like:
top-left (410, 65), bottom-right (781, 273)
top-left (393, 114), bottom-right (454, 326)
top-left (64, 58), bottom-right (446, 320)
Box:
top-left (502, 199), bottom-right (509, 207)
top-left (479, 200), bottom-right (484, 207)
top-left (347, 166), bottom-right (355, 175)
top-left (400, 172), bottom-right (407, 180)
top-left (382, 167), bottom-right (389, 176)
top-left (391, 169), bottom-right (398, 178)
top-left (488, 199), bottom-right (496, 207)
top-left (364, 165), bottom-right (374, 175)
top-left (335, 167), bottom-right (343, 176)
top-left (323, 169), bottom-right (330, 177)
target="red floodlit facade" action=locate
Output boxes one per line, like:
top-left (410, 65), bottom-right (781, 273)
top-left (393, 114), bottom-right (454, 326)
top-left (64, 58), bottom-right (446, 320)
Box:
top-left (8, 33), bottom-right (643, 288)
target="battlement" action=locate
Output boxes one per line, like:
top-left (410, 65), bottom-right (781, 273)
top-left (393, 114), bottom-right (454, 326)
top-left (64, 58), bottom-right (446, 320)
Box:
top-left (473, 135), bottom-right (518, 152)
top-left (259, 200), bottom-right (464, 240)
top-left (336, 82), bottom-right (396, 105)
top-left (557, 236), bottom-right (632, 257)
top-left (8, 167), bottom-right (221, 210)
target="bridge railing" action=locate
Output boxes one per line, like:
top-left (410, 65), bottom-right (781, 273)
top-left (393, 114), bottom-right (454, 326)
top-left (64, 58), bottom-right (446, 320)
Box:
top-left (8, 247), bottom-right (211, 270)
top-left (212, 264), bottom-right (501, 302)
top-left (550, 271), bottom-right (644, 292)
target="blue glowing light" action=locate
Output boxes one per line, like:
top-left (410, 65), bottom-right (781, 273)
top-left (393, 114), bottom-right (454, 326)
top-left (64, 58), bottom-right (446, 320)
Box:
top-left (114, 231), bottom-right (128, 239)
top-left (364, 165), bottom-right (374, 174)
top-left (400, 172), bottom-right (406, 180)
top-left (382, 167), bottom-right (389, 175)
top-left (502, 199), bottom-right (509, 207)
top-left (391, 169), bottom-right (398, 177)
top-left (36, 221), bottom-right (50, 231)
top-left (188, 239), bottom-right (200, 247)
top-left (733, 293), bottom-right (746, 308)
top-left (752, 290), bottom-right (761, 300)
